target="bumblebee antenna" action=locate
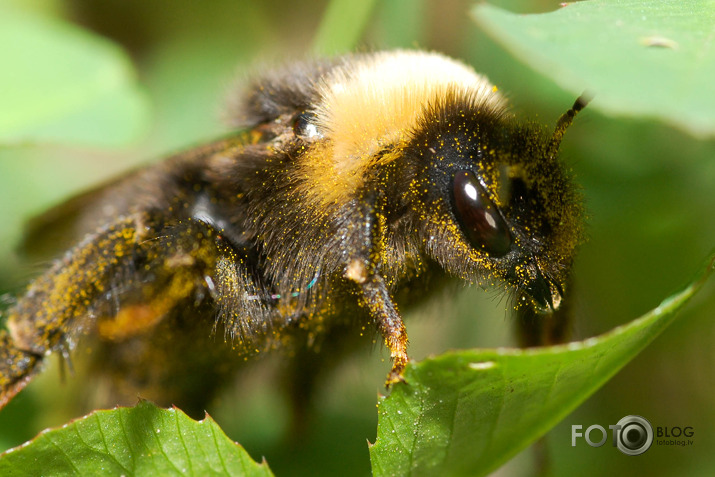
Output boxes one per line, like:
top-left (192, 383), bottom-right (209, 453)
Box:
top-left (548, 94), bottom-right (590, 157)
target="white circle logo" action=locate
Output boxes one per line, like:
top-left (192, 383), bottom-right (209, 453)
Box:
top-left (615, 415), bottom-right (653, 456)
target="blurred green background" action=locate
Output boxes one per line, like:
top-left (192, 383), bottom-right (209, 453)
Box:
top-left (0, 0), bottom-right (713, 475)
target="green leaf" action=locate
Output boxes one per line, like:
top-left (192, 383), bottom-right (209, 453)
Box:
top-left (0, 8), bottom-right (150, 147)
top-left (471, 0), bottom-right (715, 138)
top-left (370, 252), bottom-right (715, 476)
top-left (312, 0), bottom-right (379, 54)
top-left (0, 400), bottom-right (273, 477)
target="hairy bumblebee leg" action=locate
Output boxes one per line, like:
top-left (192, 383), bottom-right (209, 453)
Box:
top-left (0, 216), bottom-right (148, 408)
top-left (80, 218), bottom-right (251, 414)
top-left (0, 330), bottom-right (42, 408)
top-left (343, 190), bottom-right (409, 386)
top-left (0, 213), bottom-right (235, 410)
top-left (357, 274), bottom-right (408, 384)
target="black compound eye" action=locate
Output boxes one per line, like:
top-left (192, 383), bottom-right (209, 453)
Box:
top-left (292, 111), bottom-right (322, 139)
top-left (452, 170), bottom-right (512, 257)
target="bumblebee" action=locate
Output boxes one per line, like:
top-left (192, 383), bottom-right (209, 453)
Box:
top-left (0, 50), bottom-right (585, 414)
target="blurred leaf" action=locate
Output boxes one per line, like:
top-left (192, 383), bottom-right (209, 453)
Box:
top-left (0, 8), bottom-right (150, 147)
top-left (370, 252), bottom-right (715, 476)
top-left (312, 0), bottom-right (379, 54)
top-left (0, 400), bottom-right (273, 477)
top-left (472, 0), bottom-right (715, 138)
top-left (376, 0), bottom-right (427, 48)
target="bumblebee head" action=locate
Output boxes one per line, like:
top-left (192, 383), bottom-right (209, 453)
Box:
top-left (406, 93), bottom-right (586, 313)
top-left (231, 50), bottom-right (585, 313)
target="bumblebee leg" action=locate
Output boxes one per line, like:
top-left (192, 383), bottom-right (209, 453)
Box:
top-left (515, 280), bottom-right (574, 477)
top-left (515, 278), bottom-right (574, 347)
top-left (85, 217), bottom-right (269, 415)
top-left (342, 192), bottom-right (408, 385)
top-left (283, 319), bottom-right (365, 438)
top-left (0, 331), bottom-right (41, 408)
top-left (0, 213), bottom-right (253, 410)
top-left (356, 273), bottom-right (408, 384)
top-left (0, 215), bottom-right (151, 407)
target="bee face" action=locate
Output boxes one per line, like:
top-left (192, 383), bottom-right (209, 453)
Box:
top-left (371, 89), bottom-right (584, 314)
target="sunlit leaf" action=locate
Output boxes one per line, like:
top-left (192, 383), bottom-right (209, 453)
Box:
top-left (472, 0), bottom-right (715, 138)
top-left (0, 401), bottom-right (273, 477)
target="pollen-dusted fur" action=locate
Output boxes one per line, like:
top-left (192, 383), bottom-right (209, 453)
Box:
top-left (0, 50), bottom-right (585, 415)
top-left (304, 51), bottom-right (506, 204)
